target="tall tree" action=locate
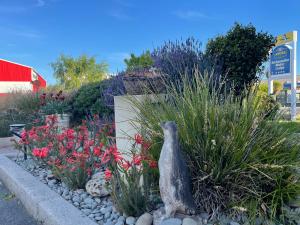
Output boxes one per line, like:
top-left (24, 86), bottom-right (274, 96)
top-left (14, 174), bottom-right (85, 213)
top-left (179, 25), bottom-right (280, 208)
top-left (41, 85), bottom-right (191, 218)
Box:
top-left (205, 23), bottom-right (275, 94)
top-left (51, 54), bottom-right (108, 89)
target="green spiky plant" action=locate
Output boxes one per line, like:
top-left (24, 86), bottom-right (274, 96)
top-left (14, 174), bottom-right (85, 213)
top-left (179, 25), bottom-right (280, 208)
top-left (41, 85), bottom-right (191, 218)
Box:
top-left (128, 72), bottom-right (300, 223)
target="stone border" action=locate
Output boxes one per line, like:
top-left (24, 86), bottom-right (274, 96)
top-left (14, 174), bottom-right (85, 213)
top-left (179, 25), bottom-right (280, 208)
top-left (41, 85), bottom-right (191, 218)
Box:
top-left (0, 155), bottom-right (98, 225)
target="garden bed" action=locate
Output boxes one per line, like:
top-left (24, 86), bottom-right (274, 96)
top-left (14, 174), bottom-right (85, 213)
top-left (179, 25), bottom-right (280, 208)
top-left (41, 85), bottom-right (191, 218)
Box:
top-left (13, 156), bottom-right (135, 225)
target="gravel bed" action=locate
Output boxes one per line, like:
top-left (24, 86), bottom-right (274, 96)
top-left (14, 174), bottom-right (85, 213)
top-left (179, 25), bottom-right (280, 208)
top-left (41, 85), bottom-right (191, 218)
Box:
top-left (14, 157), bottom-right (135, 225)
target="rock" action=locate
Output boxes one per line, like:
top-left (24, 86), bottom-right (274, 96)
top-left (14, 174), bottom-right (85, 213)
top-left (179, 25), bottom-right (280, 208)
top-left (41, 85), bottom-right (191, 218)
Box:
top-left (160, 218), bottom-right (182, 225)
top-left (84, 197), bottom-right (94, 205)
top-left (81, 208), bottom-right (91, 215)
top-left (115, 221), bottom-right (124, 225)
top-left (230, 222), bottom-right (240, 225)
top-left (72, 195), bottom-right (80, 203)
top-left (136, 213), bottom-right (153, 225)
top-left (126, 216), bottom-right (136, 225)
top-left (104, 211), bottom-right (111, 219)
top-left (153, 207), bottom-right (165, 225)
top-left (182, 218), bottom-right (197, 225)
top-left (159, 122), bottom-right (196, 217)
top-left (85, 175), bottom-right (109, 197)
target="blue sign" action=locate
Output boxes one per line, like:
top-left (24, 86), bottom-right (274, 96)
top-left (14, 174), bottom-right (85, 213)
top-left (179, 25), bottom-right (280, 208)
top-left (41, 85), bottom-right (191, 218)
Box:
top-left (270, 45), bottom-right (291, 76)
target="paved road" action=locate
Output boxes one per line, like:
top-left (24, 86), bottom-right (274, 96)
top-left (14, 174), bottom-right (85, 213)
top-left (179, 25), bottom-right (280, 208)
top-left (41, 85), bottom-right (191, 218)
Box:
top-left (0, 179), bottom-right (40, 225)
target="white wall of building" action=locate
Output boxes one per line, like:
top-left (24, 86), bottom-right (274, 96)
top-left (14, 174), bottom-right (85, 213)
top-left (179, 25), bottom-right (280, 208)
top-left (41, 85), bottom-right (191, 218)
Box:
top-left (0, 81), bottom-right (33, 93)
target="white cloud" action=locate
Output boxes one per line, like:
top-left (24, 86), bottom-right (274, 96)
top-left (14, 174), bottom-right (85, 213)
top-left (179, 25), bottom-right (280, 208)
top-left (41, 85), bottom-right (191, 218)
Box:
top-left (173, 10), bottom-right (210, 20)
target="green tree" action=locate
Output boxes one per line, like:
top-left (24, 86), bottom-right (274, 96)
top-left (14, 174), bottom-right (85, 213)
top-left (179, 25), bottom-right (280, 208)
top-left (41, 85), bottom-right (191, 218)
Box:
top-left (205, 23), bottom-right (275, 94)
top-left (124, 51), bottom-right (153, 71)
top-left (51, 54), bottom-right (108, 89)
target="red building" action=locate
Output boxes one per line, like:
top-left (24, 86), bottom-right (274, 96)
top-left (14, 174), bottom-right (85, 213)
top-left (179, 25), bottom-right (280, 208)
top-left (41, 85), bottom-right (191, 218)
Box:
top-left (0, 59), bottom-right (46, 96)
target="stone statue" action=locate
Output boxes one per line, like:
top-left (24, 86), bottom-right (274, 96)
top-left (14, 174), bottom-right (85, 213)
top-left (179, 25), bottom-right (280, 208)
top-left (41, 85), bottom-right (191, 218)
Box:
top-left (159, 121), bottom-right (196, 218)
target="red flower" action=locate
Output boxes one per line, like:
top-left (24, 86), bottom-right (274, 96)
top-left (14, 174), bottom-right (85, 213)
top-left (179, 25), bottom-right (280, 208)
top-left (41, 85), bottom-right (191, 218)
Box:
top-left (142, 141), bottom-right (151, 150)
top-left (104, 168), bottom-right (112, 180)
top-left (132, 155), bottom-right (142, 166)
top-left (149, 160), bottom-right (158, 168)
top-left (134, 134), bottom-right (143, 145)
top-left (121, 161), bottom-right (131, 171)
top-left (93, 146), bottom-right (101, 157)
top-left (40, 147), bottom-right (49, 158)
top-left (32, 148), bottom-right (40, 157)
top-left (66, 129), bottom-right (75, 139)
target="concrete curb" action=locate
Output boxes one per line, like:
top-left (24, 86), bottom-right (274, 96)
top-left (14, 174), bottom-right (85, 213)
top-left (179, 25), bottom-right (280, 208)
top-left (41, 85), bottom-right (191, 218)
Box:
top-left (0, 155), bottom-right (98, 225)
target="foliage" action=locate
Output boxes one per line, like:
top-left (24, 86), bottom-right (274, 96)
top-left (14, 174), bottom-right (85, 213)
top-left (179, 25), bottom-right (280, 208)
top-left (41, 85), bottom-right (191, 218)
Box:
top-left (70, 75), bottom-right (125, 125)
top-left (105, 134), bottom-right (158, 217)
top-left (273, 80), bottom-right (282, 94)
top-left (51, 54), bottom-right (108, 90)
top-left (151, 37), bottom-right (206, 83)
top-left (129, 72), bottom-right (300, 222)
top-left (258, 83), bottom-right (268, 94)
top-left (39, 91), bottom-right (71, 115)
top-left (276, 121), bottom-right (300, 134)
top-left (205, 23), bottom-right (275, 94)
top-left (18, 115), bottom-right (110, 189)
top-left (124, 51), bottom-right (153, 71)
top-left (0, 91), bottom-right (43, 137)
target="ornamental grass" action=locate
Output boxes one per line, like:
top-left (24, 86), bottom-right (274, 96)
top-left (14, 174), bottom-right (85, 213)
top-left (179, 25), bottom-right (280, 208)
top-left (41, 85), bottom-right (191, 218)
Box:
top-left (129, 72), bottom-right (300, 223)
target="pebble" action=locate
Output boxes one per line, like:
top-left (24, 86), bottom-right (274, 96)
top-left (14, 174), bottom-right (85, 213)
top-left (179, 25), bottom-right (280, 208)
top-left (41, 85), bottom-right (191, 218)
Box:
top-left (115, 221), bottom-right (124, 225)
top-left (136, 213), bottom-right (153, 225)
top-left (160, 218), bottom-right (182, 225)
top-left (230, 222), bottom-right (240, 225)
top-left (182, 218), bottom-right (198, 225)
top-left (126, 216), bottom-right (136, 225)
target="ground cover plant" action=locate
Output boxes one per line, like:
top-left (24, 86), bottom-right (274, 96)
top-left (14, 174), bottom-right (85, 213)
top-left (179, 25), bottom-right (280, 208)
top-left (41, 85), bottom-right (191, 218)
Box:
top-left (129, 72), bottom-right (300, 223)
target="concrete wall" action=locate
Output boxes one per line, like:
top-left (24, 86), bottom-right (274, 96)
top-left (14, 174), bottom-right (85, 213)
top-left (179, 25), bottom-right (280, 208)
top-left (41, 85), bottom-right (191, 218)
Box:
top-left (114, 95), bottom-right (142, 156)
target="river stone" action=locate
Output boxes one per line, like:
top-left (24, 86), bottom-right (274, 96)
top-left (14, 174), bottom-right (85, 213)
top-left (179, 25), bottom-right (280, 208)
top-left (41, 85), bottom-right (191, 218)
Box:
top-left (136, 213), bottom-right (153, 225)
top-left (159, 122), bottom-right (196, 217)
top-left (125, 216), bottom-right (136, 225)
top-left (161, 218), bottom-right (182, 225)
top-left (86, 173), bottom-right (109, 197)
top-left (182, 217), bottom-right (198, 225)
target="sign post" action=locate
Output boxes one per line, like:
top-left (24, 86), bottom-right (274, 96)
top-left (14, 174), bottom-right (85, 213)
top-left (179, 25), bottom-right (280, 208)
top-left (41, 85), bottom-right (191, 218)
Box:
top-left (269, 31), bottom-right (298, 120)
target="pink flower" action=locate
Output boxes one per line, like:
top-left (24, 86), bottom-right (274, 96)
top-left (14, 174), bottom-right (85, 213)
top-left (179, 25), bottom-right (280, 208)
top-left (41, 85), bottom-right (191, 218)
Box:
top-left (104, 168), bottom-right (112, 180)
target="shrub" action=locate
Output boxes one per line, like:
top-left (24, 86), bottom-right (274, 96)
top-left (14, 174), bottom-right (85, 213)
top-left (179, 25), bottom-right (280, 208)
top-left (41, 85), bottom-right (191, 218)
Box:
top-left (205, 23), bottom-right (275, 94)
top-left (0, 91), bottom-right (43, 137)
top-left (151, 37), bottom-right (207, 83)
top-left (129, 72), bottom-right (300, 222)
top-left (273, 80), bottom-right (282, 94)
top-left (70, 75), bottom-right (125, 125)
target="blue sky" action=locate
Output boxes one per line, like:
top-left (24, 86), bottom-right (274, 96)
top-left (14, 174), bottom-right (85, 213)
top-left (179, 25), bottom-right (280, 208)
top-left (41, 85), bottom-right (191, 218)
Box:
top-left (0, 0), bottom-right (300, 85)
